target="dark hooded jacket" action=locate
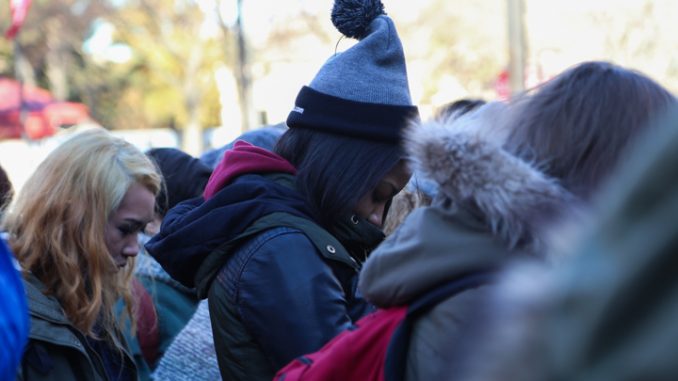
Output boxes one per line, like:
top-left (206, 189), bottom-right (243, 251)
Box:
top-left (358, 105), bottom-right (576, 381)
top-left (145, 141), bottom-right (379, 381)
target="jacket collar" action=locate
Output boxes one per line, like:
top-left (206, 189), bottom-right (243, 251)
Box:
top-left (147, 172), bottom-right (314, 289)
top-left (24, 272), bottom-right (71, 325)
top-left (330, 213), bottom-right (385, 264)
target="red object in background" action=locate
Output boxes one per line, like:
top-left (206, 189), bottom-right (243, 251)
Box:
top-left (0, 77), bottom-right (92, 140)
top-left (495, 69), bottom-right (511, 100)
top-left (5, 0), bottom-right (32, 40)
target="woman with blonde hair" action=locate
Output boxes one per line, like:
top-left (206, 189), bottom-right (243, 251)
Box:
top-left (3, 128), bottom-right (161, 381)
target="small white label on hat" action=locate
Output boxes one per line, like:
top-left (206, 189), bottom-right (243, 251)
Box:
top-left (292, 106), bottom-right (304, 114)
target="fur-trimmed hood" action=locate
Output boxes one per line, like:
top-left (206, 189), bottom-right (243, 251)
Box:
top-left (405, 102), bottom-right (577, 252)
top-left (359, 102), bottom-right (578, 307)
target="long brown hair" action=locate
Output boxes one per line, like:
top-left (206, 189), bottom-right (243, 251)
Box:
top-left (3, 128), bottom-right (161, 339)
top-left (505, 61), bottom-right (676, 199)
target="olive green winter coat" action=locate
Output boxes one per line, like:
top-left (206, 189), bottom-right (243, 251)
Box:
top-left (17, 274), bottom-right (137, 381)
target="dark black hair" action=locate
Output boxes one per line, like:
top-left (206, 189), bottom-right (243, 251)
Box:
top-left (505, 61), bottom-right (677, 199)
top-left (0, 164), bottom-right (12, 213)
top-left (274, 127), bottom-right (402, 227)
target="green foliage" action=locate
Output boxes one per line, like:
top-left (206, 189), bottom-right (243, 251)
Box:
top-left (0, 0), bottom-right (228, 132)
top-left (106, 0), bottom-right (227, 130)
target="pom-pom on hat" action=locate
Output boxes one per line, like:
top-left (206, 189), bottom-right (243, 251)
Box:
top-left (286, 0), bottom-right (419, 144)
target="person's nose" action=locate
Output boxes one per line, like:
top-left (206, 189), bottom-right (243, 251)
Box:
top-left (367, 204), bottom-right (385, 227)
top-left (122, 236), bottom-right (140, 257)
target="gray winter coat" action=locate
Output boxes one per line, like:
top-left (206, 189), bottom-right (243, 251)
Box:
top-left (459, 106), bottom-right (678, 381)
top-left (359, 105), bottom-right (574, 381)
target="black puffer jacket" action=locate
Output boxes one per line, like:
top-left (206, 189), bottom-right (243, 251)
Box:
top-left (146, 143), bottom-right (382, 381)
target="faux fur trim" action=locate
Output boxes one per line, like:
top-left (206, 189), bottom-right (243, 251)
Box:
top-left (405, 102), bottom-right (577, 252)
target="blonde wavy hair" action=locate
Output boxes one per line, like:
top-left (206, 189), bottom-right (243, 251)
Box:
top-left (3, 128), bottom-right (161, 340)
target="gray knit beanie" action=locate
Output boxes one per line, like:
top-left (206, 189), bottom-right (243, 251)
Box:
top-left (286, 0), bottom-right (419, 144)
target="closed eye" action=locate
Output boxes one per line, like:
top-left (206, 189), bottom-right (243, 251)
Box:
top-left (373, 183), bottom-right (397, 203)
top-left (118, 220), bottom-right (146, 236)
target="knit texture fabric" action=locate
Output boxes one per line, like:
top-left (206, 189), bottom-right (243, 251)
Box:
top-left (310, 15), bottom-right (411, 105)
top-left (152, 300), bottom-right (220, 381)
top-left (286, 0), bottom-right (418, 143)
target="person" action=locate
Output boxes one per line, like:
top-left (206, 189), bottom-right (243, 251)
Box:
top-left (200, 123), bottom-right (287, 169)
top-left (0, 163), bottom-right (13, 215)
top-left (382, 98), bottom-right (489, 235)
top-left (144, 147), bottom-right (214, 235)
top-left (121, 148), bottom-right (211, 380)
top-left (144, 0), bottom-right (419, 379)
top-left (357, 61), bottom-right (676, 381)
top-left (458, 104), bottom-right (678, 381)
top-left (152, 126), bottom-right (287, 381)
top-left (0, 238), bottom-right (29, 380)
top-left (381, 184), bottom-right (431, 236)
top-left (4, 128), bottom-right (161, 380)
top-left (1, 164), bottom-right (29, 379)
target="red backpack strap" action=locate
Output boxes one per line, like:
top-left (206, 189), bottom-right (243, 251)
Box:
top-left (384, 271), bottom-right (495, 381)
top-left (131, 277), bottom-right (160, 366)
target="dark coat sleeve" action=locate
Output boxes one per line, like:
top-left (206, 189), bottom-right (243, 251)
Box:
top-left (218, 228), bottom-right (355, 372)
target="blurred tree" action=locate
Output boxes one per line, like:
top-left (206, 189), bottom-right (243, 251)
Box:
top-left (0, 0), bottom-right (138, 129)
top-left (253, 0), bottom-right (506, 111)
top-left (0, 0), bottom-right (110, 96)
top-left (106, 0), bottom-right (225, 154)
top-left (592, 1), bottom-right (668, 77)
top-left (405, 0), bottom-right (506, 105)
top-left (0, 0), bottom-right (226, 150)
top-left (2, 0), bottom-right (677, 144)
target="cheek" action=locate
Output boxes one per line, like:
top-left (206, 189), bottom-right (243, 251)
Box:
top-left (354, 194), bottom-right (373, 219)
top-left (103, 223), bottom-right (119, 257)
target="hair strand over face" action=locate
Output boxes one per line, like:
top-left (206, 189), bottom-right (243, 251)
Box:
top-left (274, 127), bottom-right (403, 228)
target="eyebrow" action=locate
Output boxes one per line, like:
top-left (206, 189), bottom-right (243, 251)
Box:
top-left (121, 218), bottom-right (148, 228)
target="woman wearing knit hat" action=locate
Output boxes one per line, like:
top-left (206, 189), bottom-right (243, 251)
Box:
top-left (144, 0), bottom-right (418, 380)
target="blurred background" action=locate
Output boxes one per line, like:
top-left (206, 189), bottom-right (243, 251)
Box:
top-left (1, 0), bottom-right (677, 192)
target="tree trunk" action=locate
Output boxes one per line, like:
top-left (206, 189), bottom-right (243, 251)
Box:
top-left (45, 18), bottom-right (70, 100)
top-left (235, 0), bottom-right (252, 132)
top-left (507, 0), bottom-right (528, 95)
top-left (13, 42), bottom-right (36, 88)
top-left (181, 44), bottom-right (204, 156)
